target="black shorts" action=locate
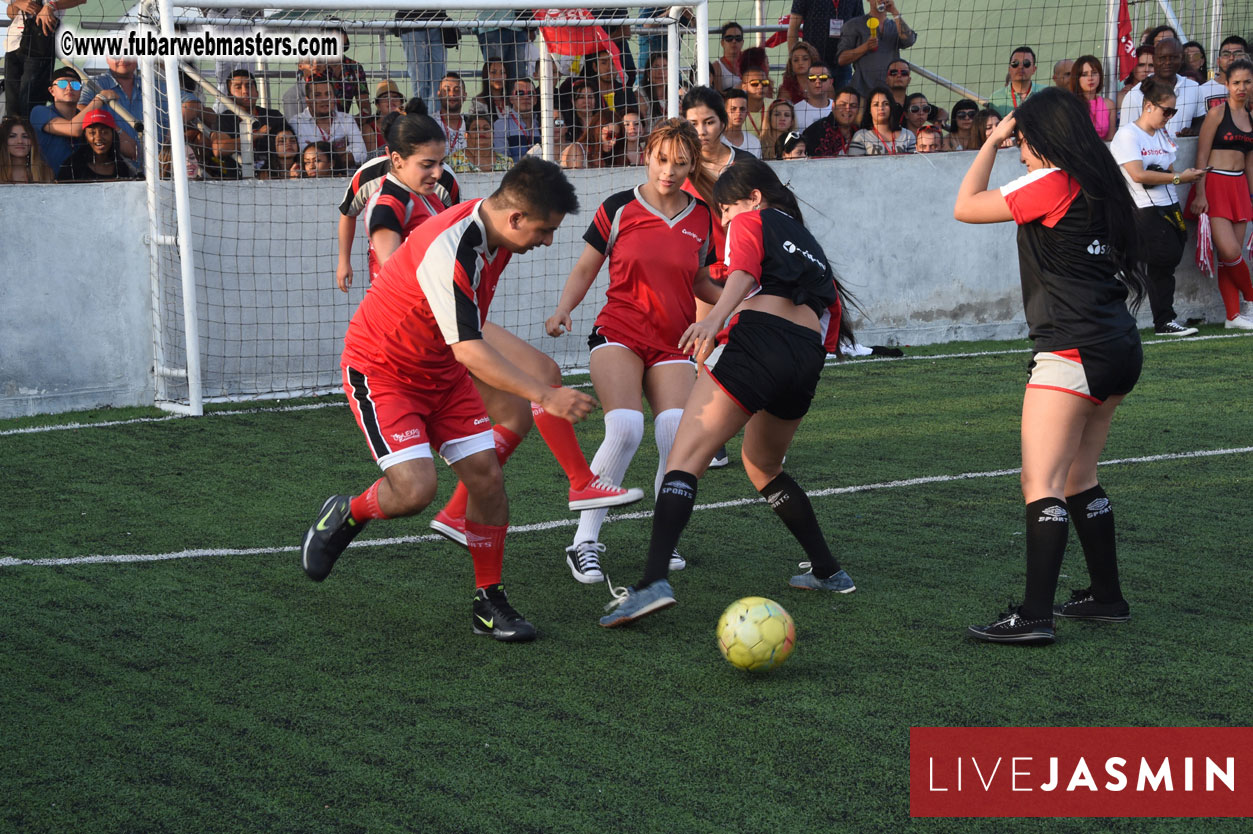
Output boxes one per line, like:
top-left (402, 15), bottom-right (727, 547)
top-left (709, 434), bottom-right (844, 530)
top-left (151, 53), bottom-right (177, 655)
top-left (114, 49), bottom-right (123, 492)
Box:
top-left (704, 310), bottom-right (826, 420)
top-left (1027, 329), bottom-right (1143, 404)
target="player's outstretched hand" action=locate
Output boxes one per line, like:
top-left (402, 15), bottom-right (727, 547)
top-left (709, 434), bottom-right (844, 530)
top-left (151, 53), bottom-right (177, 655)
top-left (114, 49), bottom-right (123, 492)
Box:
top-left (540, 385), bottom-right (597, 423)
top-left (678, 319), bottom-right (718, 365)
top-left (336, 263), bottom-right (353, 292)
top-left (545, 309), bottom-right (573, 337)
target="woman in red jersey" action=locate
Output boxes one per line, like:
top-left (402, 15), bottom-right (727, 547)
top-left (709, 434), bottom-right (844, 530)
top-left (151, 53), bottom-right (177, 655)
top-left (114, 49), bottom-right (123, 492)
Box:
top-left (955, 87), bottom-right (1146, 645)
top-left (546, 119), bottom-right (720, 584)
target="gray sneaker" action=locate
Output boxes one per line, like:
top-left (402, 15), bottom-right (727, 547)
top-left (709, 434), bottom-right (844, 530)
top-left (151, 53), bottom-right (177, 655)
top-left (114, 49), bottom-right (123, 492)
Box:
top-left (599, 579), bottom-right (676, 627)
top-left (789, 567), bottom-right (855, 593)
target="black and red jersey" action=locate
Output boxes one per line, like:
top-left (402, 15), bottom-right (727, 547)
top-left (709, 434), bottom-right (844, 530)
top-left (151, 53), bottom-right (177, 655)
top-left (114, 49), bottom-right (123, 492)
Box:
top-left (342, 199), bottom-right (510, 386)
top-left (724, 208), bottom-right (842, 352)
top-left (583, 187), bottom-right (715, 352)
top-left (338, 156), bottom-right (461, 217)
top-left (681, 146), bottom-right (755, 280)
top-left (1000, 168), bottom-right (1137, 350)
top-left (364, 174), bottom-right (445, 282)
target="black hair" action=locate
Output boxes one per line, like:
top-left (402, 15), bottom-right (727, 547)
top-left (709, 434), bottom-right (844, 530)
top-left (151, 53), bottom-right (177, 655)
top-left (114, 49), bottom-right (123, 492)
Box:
top-left (859, 86), bottom-right (903, 131)
top-left (948, 98), bottom-right (979, 132)
top-left (403, 96), bottom-right (427, 116)
top-left (1144, 24), bottom-right (1178, 45)
top-left (904, 91), bottom-right (931, 120)
top-left (1182, 40), bottom-right (1207, 67)
top-left (720, 21), bottom-right (743, 38)
top-left (1138, 75), bottom-right (1177, 106)
top-left (1010, 86), bottom-right (1145, 304)
top-left (1220, 35), bottom-right (1249, 53)
top-left (492, 156), bottom-right (579, 217)
top-left (304, 75), bottom-right (332, 99)
top-left (1123, 44), bottom-right (1156, 85)
top-left (229, 68), bottom-right (256, 83)
top-left (378, 111), bottom-right (403, 147)
top-left (723, 88), bottom-right (748, 103)
top-left (1228, 57), bottom-right (1253, 79)
top-left (681, 85), bottom-right (728, 131)
top-left (508, 77), bottom-right (535, 96)
top-left (1009, 46), bottom-right (1036, 62)
top-left (386, 114), bottom-right (446, 158)
top-left (832, 85), bottom-right (860, 103)
top-left (775, 131), bottom-right (805, 158)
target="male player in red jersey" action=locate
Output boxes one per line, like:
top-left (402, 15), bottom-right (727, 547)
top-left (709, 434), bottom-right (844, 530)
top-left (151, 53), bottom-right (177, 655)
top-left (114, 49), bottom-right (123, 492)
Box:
top-left (302, 158), bottom-right (595, 642)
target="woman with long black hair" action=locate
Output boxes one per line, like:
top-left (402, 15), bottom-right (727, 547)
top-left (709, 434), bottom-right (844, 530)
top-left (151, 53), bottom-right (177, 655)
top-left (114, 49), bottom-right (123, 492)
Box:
top-left (600, 157), bottom-right (855, 627)
top-left (954, 87), bottom-right (1146, 645)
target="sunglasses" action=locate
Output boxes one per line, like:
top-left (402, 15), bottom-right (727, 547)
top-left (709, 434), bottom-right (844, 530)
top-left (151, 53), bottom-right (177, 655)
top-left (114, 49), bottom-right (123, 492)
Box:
top-left (887, 68), bottom-right (911, 77)
top-left (54, 79), bottom-right (83, 91)
top-left (1009, 59), bottom-right (1034, 69)
top-left (723, 34), bottom-right (743, 42)
top-left (908, 104), bottom-right (929, 114)
top-left (807, 74), bottom-right (831, 82)
top-left (743, 79), bottom-right (770, 88)
top-left (955, 111), bottom-right (976, 119)
top-left (1152, 103), bottom-right (1179, 118)
top-left (784, 130), bottom-right (802, 141)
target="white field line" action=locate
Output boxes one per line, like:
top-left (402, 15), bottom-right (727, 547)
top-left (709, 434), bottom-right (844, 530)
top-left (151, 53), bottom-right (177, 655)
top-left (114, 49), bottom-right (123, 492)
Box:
top-left (3, 332), bottom-right (1248, 438)
top-left (2, 444), bottom-right (1249, 569)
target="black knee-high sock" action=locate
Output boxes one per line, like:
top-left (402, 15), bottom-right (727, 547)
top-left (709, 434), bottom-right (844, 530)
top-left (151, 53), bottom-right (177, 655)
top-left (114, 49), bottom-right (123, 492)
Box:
top-left (1021, 498), bottom-right (1070, 620)
top-left (760, 472), bottom-right (841, 578)
top-left (639, 470), bottom-right (698, 588)
top-left (1066, 485), bottom-right (1123, 603)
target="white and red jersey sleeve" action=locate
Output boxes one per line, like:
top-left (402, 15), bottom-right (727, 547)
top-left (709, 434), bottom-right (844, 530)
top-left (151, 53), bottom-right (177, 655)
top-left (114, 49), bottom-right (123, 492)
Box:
top-left (1000, 168), bottom-right (1080, 229)
top-left (723, 210), bottom-right (766, 291)
top-left (338, 155), bottom-right (390, 217)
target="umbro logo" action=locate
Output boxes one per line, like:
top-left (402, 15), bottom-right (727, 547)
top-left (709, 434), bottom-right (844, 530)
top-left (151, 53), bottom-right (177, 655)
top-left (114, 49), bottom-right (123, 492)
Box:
top-left (1086, 497), bottom-right (1111, 517)
top-left (1038, 505), bottom-right (1069, 522)
top-left (1086, 239), bottom-right (1108, 256)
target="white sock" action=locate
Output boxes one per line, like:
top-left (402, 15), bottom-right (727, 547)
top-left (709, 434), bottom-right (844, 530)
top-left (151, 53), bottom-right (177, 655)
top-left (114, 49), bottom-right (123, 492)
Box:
top-left (573, 408), bottom-right (644, 546)
top-left (653, 408), bottom-right (683, 498)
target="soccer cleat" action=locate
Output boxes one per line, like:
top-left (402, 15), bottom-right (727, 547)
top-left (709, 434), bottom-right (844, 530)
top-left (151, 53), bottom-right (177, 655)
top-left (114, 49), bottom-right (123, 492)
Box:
top-left (1225, 314), bottom-right (1253, 330)
top-left (709, 445), bottom-right (730, 468)
top-left (429, 508), bottom-right (467, 547)
top-left (1154, 321), bottom-right (1198, 337)
top-left (472, 584), bottom-right (537, 642)
top-left (669, 549), bottom-right (687, 571)
top-left (967, 603), bottom-right (1055, 645)
top-left (599, 578), bottom-right (676, 627)
top-left (301, 495), bottom-right (366, 582)
top-left (568, 476), bottom-right (645, 511)
top-left (566, 541), bottom-right (606, 584)
top-left (1054, 588), bottom-right (1131, 622)
top-left (790, 568), bottom-right (855, 593)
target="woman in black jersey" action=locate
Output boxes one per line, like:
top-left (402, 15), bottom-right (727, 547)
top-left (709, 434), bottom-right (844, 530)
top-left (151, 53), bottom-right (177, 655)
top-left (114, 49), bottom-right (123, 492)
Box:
top-left (954, 87), bottom-right (1146, 645)
top-left (600, 157), bottom-right (856, 627)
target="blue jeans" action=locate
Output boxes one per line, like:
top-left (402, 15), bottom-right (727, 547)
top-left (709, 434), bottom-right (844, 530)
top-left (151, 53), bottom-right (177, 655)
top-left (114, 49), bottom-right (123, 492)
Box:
top-left (399, 29), bottom-right (446, 105)
top-left (476, 28), bottom-right (529, 84)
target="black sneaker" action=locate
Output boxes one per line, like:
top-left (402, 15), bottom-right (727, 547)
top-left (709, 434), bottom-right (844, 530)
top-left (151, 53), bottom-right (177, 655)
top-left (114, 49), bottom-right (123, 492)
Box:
top-left (1154, 321), bottom-right (1198, 337)
top-left (472, 584), bottom-right (537, 642)
top-left (301, 495), bottom-right (366, 582)
top-left (1054, 588), bottom-right (1130, 622)
top-left (967, 604), bottom-right (1055, 644)
top-left (709, 445), bottom-right (730, 469)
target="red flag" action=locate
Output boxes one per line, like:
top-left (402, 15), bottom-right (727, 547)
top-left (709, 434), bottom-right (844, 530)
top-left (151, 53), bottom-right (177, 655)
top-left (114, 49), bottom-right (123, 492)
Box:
top-left (1117, 0), bottom-right (1136, 79)
top-left (534, 9), bottom-right (625, 85)
top-left (764, 14), bottom-right (792, 49)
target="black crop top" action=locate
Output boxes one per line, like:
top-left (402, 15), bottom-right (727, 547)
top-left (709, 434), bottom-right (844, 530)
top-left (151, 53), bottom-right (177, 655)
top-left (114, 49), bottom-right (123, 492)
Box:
top-left (1211, 103), bottom-right (1253, 153)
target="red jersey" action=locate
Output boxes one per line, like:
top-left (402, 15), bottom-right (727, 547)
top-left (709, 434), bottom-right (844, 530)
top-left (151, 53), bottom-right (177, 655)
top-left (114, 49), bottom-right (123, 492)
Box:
top-left (364, 174), bottom-right (445, 283)
top-left (338, 155), bottom-right (462, 217)
top-left (342, 199), bottom-right (512, 386)
top-left (724, 208), bottom-right (843, 353)
top-left (584, 188), bottom-right (715, 352)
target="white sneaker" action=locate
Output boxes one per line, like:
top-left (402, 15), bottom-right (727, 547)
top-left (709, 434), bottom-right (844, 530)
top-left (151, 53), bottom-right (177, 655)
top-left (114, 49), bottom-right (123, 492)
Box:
top-left (566, 541), bottom-right (605, 584)
top-left (669, 549), bottom-right (687, 571)
top-left (1225, 314), bottom-right (1253, 330)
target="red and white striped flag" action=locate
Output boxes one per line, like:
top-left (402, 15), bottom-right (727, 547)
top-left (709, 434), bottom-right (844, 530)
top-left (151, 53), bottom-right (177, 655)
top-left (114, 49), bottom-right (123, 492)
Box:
top-left (1117, 0), bottom-right (1136, 79)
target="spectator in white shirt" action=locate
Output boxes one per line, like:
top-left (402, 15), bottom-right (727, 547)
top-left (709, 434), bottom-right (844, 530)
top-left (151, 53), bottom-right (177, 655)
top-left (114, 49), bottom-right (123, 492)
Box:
top-left (292, 77), bottom-right (367, 172)
top-left (721, 89), bottom-right (762, 157)
top-left (793, 61), bottom-right (834, 129)
top-left (1118, 38), bottom-right (1205, 136)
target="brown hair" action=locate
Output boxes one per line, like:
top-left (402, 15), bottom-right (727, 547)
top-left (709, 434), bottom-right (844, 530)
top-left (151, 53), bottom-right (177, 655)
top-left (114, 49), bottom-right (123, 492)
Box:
top-left (0, 115), bottom-right (54, 183)
top-left (645, 118), bottom-right (710, 202)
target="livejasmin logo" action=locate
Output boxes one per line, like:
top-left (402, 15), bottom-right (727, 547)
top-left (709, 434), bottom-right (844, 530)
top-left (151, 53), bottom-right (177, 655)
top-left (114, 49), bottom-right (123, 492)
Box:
top-left (910, 727), bottom-right (1253, 818)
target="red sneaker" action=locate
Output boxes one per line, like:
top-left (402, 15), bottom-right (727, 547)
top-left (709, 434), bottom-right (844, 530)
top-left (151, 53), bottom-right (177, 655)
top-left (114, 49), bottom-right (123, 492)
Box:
top-left (429, 508), bottom-right (467, 547)
top-left (568, 476), bottom-right (645, 512)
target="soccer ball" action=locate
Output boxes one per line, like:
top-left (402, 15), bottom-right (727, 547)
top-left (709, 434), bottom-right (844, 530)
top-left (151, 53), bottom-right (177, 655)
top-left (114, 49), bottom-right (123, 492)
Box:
top-left (716, 597), bottom-right (796, 672)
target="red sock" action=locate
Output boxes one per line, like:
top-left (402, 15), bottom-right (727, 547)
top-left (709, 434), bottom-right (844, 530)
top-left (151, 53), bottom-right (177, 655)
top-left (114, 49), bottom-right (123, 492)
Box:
top-left (349, 479), bottom-right (390, 522)
top-left (442, 424), bottom-right (525, 519)
top-left (1217, 260), bottom-right (1251, 318)
top-left (531, 392), bottom-right (594, 489)
top-left (465, 520), bottom-right (507, 588)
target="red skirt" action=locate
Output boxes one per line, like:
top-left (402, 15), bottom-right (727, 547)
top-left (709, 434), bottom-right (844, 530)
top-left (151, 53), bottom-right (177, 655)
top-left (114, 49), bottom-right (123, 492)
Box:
top-left (1189, 169), bottom-right (1253, 222)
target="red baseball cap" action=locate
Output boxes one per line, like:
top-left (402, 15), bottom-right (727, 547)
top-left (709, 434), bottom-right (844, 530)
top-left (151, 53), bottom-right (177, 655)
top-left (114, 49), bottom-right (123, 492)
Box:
top-left (82, 108), bottom-right (118, 130)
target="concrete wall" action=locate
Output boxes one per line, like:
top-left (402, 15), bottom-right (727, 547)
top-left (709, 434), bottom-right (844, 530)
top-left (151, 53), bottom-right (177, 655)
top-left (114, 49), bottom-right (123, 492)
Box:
top-left (0, 141), bottom-right (1227, 418)
top-left (0, 181), bottom-right (153, 418)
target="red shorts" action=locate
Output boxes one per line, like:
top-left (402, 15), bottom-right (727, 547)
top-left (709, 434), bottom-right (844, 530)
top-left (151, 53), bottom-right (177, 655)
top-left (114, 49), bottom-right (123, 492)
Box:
top-left (588, 323), bottom-right (693, 369)
top-left (1200, 169), bottom-right (1253, 222)
top-left (342, 364), bottom-right (494, 469)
